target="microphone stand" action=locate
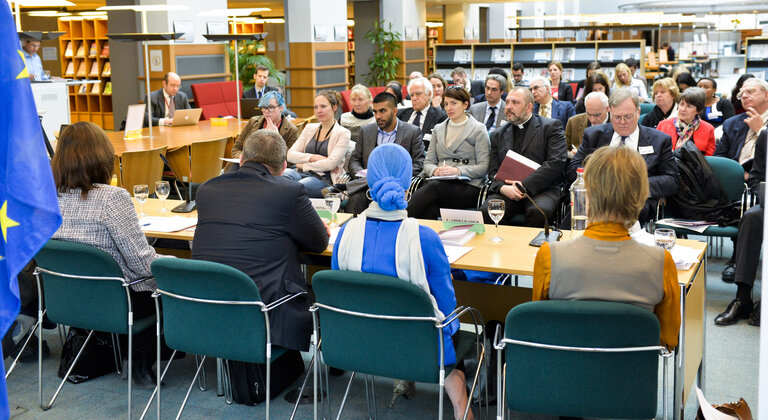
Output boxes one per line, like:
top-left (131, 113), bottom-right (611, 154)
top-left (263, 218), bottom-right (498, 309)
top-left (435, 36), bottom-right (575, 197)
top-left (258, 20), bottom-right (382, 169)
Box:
top-left (518, 183), bottom-right (561, 246)
top-left (159, 154), bottom-right (196, 213)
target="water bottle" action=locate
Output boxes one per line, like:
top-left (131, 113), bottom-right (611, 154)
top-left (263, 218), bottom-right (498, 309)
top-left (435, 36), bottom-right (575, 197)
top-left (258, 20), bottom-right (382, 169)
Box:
top-left (570, 168), bottom-right (587, 239)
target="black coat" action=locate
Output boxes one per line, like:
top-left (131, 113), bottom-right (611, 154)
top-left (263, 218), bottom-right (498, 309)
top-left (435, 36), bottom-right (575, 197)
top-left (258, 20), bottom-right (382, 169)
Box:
top-left (714, 114), bottom-right (751, 163)
top-left (748, 129), bottom-right (766, 195)
top-left (192, 162), bottom-right (329, 351)
top-left (555, 82), bottom-right (573, 102)
top-left (397, 106), bottom-right (448, 138)
top-left (242, 85), bottom-right (277, 99)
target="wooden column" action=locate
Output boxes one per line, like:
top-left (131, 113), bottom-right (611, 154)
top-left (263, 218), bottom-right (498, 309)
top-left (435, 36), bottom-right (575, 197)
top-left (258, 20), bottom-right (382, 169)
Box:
top-left (287, 41), bottom-right (348, 118)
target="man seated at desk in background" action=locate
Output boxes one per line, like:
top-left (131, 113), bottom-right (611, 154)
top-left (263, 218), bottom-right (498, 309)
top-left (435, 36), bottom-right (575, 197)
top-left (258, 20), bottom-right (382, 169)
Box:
top-left (568, 88), bottom-right (678, 223)
top-left (482, 86), bottom-right (567, 227)
top-left (397, 77), bottom-right (447, 149)
top-left (469, 74), bottom-right (507, 133)
top-left (511, 63), bottom-right (530, 88)
top-left (21, 38), bottom-right (48, 81)
top-left (242, 65), bottom-right (277, 100)
top-left (192, 129), bottom-right (329, 354)
top-left (531, 76), bottom-right (575, 129)
top-left (565, 91), bottom-right (610, 158)
top-left (144, 72), bottom-right (191, 127)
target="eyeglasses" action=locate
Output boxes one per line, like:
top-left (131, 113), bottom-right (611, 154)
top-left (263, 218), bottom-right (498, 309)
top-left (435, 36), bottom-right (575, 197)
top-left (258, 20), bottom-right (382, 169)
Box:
top-left (737, 87), bottom-right (764, 100)
top-left (530, 85), bottom-right (546, 91)
top-left (612, 114), bottom-right (637, 123)
top-left (260, 105), bottom-right (280, 113)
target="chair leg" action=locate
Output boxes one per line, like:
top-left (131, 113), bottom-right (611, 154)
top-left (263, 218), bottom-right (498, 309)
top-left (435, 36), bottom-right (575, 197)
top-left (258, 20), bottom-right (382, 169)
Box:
top-left (216, 358), bottom-right (224, 397)
top-left (175, 355), bottom-right (207, 420)
top-left (128, 325), bottom-right (133, 420)
top-left (195, 355), bottom-right (208, 391)
top-left (138, 350), bottom-right (178, 420)
top-left (6, 318), bottom-right (41, 379)
top-left (464, 343), bottom-right (485, 420)
top-left (39, 329), bottom-right (95, 410)
top-left (110, 333), bottom-right (122, 376)
top-left (335, 371), bottom-right (356, 420)
top-left (58, 325), bottom-right (66, 347)
top-left (223, 360), bottom-right (234, 404)
top-left (289, 354), bottom-right (316, 420)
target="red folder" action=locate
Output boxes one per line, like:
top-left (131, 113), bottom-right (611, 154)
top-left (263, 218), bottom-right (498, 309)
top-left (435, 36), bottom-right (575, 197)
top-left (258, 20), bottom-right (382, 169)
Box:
top-left (493, 150), bottom-right (540, 182)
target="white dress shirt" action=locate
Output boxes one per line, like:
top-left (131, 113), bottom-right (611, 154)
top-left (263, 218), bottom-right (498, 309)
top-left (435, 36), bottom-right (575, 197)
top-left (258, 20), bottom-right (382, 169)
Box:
top-left (610, 125), bottom-right (640, 150)
top-left (483, 101), bottom-right (502, 131)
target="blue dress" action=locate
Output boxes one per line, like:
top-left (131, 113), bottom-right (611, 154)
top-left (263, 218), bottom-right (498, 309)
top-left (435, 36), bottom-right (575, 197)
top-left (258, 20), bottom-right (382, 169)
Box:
top-left (331, 218), bottom-right (459, 365)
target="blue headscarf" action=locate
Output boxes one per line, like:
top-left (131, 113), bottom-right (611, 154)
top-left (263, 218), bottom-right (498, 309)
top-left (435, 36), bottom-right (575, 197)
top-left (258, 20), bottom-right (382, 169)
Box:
top-left (367, 143), bottom-right (412, 211)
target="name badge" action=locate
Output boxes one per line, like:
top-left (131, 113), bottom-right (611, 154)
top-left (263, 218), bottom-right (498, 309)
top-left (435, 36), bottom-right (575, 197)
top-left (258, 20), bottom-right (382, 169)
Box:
top-left (707, 110), bottom-right (722, 119)
top-left (638, 145), bottom-right (654, 155)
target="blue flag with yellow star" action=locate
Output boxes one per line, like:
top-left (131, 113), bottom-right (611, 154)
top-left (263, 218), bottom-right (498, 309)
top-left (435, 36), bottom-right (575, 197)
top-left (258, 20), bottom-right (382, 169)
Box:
top-left (0, 1), bottom-right (62, 416)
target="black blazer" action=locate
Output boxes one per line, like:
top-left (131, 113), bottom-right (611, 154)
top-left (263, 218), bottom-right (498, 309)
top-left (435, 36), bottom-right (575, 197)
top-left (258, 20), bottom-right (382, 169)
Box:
top-left (242, 85), bottom-right (277, 99)
top-left (714, 114), bottom-right (751, 162)
top-left (473, 91), bottom-right (508, 104)
top-left (556, 82), bottom-right (573, 102)
top-left (192, 162), bottom-right (329, 351)
top-left (748, 129), bottom-right (766, 195)
top-left (470, 80), bottom-right (485, 98)
top-left (569, 124), bottom-right (679, 200)
top-left (143, 89), bottom-right (191, 127)
top-left (488, 114), bottom-right (567, 197)
top-left (348, 120), bottom-right (425, 178)
top-left (397, 106), bottom-right (448, 138)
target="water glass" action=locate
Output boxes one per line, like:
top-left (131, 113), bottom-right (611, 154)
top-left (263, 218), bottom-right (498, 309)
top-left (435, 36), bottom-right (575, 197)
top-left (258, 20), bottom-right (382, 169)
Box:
top-left (155, 181), bottom-right (170, 212)
top-left (487, 199), bottom-right (505, 243)
top-left (134, 184), bottom-right (149, 218)
top-left (654, 228), bottom-right (676, 251)
top-left (325, 193), bottom-right (341, 228)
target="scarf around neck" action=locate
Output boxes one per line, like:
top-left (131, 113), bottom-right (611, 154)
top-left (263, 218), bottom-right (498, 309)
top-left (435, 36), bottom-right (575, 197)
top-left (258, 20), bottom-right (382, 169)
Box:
top-left (674, 115), bottom-right (700, 149)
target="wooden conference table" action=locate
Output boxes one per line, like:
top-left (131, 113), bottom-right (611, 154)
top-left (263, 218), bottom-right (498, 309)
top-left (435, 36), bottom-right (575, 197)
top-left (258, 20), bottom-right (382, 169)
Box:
top-left (136, 198), bottom-right (706, 419)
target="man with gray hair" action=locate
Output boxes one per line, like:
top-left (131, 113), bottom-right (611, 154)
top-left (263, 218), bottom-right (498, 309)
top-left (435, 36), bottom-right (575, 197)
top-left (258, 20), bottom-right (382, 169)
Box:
top-left (569, 88), bottom-right (678, 222)
top-left (565, 91), bottom-right (610, 158)
top-left (530, 75), bottom-right (575, 129)
top-left (193, 128), bottom-right (329, 355)
top-left (714, 78), bottom-right (768, 168)
top-left (397, 76), bottom-right (447, 147)
top-left (469, 74), bottom-right (508, 132)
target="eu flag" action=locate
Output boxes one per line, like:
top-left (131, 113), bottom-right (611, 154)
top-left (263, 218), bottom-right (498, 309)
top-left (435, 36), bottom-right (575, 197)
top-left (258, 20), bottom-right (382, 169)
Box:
top-left (0, 2), bottom-right (62, 417)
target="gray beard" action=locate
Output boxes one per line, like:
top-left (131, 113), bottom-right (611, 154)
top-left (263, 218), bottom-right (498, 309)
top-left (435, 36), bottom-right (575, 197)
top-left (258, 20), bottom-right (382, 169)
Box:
top-left (509, 112), bottom-right (531, 126)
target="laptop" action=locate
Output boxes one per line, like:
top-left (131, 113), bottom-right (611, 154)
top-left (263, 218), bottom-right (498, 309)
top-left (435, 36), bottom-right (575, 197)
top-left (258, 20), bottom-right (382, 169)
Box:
top-left (240, 98), bottom-right (263, 119)
top-left (170, 108), bottom-right (203, 126)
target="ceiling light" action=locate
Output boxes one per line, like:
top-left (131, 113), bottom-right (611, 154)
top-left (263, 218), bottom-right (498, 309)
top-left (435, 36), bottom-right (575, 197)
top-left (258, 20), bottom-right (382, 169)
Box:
top-left (97, 5), bottom-right (188, 12)
top-left (198, 8), bottom-right (270, 17)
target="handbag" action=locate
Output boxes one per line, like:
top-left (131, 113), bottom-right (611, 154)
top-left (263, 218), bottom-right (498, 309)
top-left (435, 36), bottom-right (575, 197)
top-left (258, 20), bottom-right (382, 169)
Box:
top-left (696, 398), bottom-right (753, 420)
top-left (58, 327), bottom-right (117, 384)
top-left (227, 349), bottom-right (305, 405)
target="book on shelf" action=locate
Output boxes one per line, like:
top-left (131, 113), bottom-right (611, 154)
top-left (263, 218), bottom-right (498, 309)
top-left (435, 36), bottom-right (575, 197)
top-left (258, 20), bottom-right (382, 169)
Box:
top-left (103, 82), bottom-right (112, 95)
top-left (100, 42), bottom-right (109, 57)
top-left (64, 61), bottom-right (74, 76)
top-left (89, 61), bottom-right (99, 77)
top-left (91, 82), bottom-right (100, 94)
top-left (63, 41), bottom-right (73, 58)
top-left (75, 42), bottom-right (85, 58)
top-left (76, 61), bottom-right (86, 77)
top-left (88, 42), bottom-right (97, 57)
top-left (78, 83), bottom-right (88, 94)
top-left (101, 62), bottom-right (111, 77)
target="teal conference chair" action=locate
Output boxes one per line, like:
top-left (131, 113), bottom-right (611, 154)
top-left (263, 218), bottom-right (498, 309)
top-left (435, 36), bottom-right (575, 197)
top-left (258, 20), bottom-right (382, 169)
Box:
top-left (311, 270), bottom-right (486, 420)
top-left (640, 102), bottom-right (655, 116)
top-left (144, 258), bottom-right (306, 420)
top-left (495, 300), bottom-right (671, 419)
top-left (33, 239), bottom-right (156, 419)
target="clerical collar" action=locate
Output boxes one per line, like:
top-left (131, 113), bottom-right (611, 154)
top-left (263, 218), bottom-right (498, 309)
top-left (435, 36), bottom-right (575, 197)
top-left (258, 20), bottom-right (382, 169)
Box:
top-left (514, 114), bottom-right (533, 129)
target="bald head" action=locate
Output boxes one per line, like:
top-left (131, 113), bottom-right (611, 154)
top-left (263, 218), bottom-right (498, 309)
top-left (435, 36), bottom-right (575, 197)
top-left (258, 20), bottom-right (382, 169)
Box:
top-left (162, 72), bottom-right (181, 97)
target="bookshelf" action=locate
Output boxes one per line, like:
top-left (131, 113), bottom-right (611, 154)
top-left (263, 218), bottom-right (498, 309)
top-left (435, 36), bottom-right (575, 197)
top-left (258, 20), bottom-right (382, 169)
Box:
top-left (58, 17), bottom-right (113, 130)
top-left (745, 37), bottom-right (768, 78)
top-left (426, 27), bottom-right (439, 74)
top-left (347, 25), bottom-right (355, 86)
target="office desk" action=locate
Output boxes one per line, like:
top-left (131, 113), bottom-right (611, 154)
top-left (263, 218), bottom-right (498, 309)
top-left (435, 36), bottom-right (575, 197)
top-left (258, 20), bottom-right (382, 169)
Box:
top-left (109, 120), bottom-right (244, 156)
top-left (136, 199), bottom-right (705, 418)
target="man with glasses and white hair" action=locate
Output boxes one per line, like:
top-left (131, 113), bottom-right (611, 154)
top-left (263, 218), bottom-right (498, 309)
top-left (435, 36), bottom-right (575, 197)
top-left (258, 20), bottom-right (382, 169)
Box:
top-left (565, 91), bottom-right (610, 158)
top-left (397, 76), bottom-right (447, 148)
top-left (530, 76), bottom-right (575, 129)
top-left (569, 88), bottom-right (678, 222)
top-left (469, 74), bottom-right (508, 132)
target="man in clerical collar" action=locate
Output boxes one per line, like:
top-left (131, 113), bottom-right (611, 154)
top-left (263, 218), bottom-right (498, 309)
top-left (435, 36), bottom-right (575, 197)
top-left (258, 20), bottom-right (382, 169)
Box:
top-left (565, 91), bottom-right (610, 158)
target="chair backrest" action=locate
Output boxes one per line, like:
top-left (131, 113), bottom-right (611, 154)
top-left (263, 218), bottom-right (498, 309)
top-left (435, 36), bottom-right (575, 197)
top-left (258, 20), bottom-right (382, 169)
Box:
top-left (339, 90), bottom-right (353, 113)
top-left (312, 270), bottom-right (443, 383)
top-left (34, 240), bottom-right (131, 334)
top-left (503, 300), bottom-right (661, 419)
top-left (640, 102), bottom-right (655, 116)
top-left (151, 258), bottom-right (269, 363)
top-left (705, 156), bottom-right (745, 202)
top-left (190, 137), bottom-right (229, 183)
top-left (120, 146), bottom-right (168, 194)
top-left (191, 81), bottom-right (244, 120)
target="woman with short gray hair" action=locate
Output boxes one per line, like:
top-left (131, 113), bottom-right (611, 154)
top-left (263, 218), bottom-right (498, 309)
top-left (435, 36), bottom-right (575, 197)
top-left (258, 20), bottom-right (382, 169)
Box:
top-left (656, 87), bottom-right (715, 155)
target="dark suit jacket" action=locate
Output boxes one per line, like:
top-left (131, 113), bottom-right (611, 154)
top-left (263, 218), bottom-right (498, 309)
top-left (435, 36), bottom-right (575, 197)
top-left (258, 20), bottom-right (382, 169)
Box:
top-left (569, 124), bottom-right (679, 200)
top-left (192, 162), bottom-right (329, 351)
top-left (242, 85), bottom-right (277, 99)
top-left (555, 82), bottom-right (574, 102)
top-left (488, 114), bottom-right (567, 197)
top-left (469, 100), bottom-right (506, 130)
top-left (748, 129), bottom-right (766, 195)
top-left (533, 99), bottom-right (576, 131)
top-left (470, 80), bottom-right (485, 98)
top-left (397, 106), bottom-right (448, 138)
top-left (714, 114), bottom-right (751, 162)
top-left (348, 120), bottom-right (424, 178)
top-left (143, 89), bottom-right (191, 127)
top-left (473, 91), bottom-right (508, 104)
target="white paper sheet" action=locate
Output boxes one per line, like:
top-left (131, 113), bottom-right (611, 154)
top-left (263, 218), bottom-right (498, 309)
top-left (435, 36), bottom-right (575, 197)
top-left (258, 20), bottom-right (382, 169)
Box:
top-left (139, 216), bottom-right (197, 233)
top-left (443, 245), bottom-right (473, 264)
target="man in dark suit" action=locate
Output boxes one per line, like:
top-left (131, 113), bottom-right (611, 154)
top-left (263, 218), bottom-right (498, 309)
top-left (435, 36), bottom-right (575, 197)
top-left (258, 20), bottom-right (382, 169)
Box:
top-left (482, 86), bottom-right (567, 227)
top-left (715, 129), bottom-right (765, 325)
top-left (530, 76), bottom-right (576, 129)
top-left (473, 67), bottom-right (510, 103)
top-left (451, 67), bottom-right (484, 98)
top-left (143, 72), bottom-right (191, 127)
top-left (192, 129), bottom-right (329, 352)
top-left (569, 88), bottom-right (679, 222)
top-left (469, 74), bottom-right (507, 132)
top-left (346, 92), bottom-right (424, 214)
top-left (397, 76), bottom-right (447, 148)
top-left (565, 91), bottom-right (610, 158)
top-left (242, 64), bottom-right (277, 99)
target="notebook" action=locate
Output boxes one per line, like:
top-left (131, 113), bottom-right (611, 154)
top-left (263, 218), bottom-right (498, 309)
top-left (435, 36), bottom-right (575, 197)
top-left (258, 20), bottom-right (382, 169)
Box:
top-left (170, 108), bottom-right (203, 126)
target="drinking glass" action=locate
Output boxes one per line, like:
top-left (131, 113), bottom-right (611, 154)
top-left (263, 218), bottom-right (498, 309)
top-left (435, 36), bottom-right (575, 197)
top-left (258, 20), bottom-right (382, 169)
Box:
top-left (654, 228), bottom-right (676, 251)
top-left (325, 193), bottom-right (341, 228)
top-left (155, 181), bottom-right (170, 212)
top-left (134, 184), bottom-right (149, 218)
top-left (487, 199), bottom-right (505, 242)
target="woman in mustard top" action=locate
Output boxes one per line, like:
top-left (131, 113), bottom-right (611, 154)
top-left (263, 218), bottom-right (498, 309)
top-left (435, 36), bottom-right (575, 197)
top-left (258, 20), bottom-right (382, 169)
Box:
top-left (532, 146), bottom-right (681, 348)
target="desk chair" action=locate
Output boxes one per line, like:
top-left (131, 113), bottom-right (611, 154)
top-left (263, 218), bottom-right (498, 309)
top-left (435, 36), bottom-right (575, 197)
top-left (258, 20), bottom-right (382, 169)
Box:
top-left (119, 146), bottom-right (168, 195)
top-left (494, 300), bottom-right (671, 419)
top-left (165, 137), bottom-right (229, 185)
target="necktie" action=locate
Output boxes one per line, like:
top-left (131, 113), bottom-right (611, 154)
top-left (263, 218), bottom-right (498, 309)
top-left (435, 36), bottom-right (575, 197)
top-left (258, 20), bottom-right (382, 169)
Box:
top-left (486, 106), bottom-right (497, 130)
top-left (539, 104), bottom-right (548, 118)
top-left (620, 136), bottom-right (628, 146)
top-left (169, 96), bottom-right (176, 118)
top-left (257, 90), bottom-right (262, 100)
top-left (413, 110), bottom-right (422, 128)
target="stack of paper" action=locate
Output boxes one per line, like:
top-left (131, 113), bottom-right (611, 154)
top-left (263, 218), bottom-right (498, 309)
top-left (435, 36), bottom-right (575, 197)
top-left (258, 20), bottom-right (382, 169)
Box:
top-left (439, 225), bottom-right (476, 246)
top-left (670, 245), bottom-right (702, 271)
top-left (657, 218), bottom-right (716, 234)
top-left (139, 216), bottom-right (197, 233)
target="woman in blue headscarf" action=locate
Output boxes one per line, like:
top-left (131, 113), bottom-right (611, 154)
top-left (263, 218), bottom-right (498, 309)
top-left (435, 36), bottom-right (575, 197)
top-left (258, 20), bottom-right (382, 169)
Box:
top-left (331, 143), bottom-right (472, 420)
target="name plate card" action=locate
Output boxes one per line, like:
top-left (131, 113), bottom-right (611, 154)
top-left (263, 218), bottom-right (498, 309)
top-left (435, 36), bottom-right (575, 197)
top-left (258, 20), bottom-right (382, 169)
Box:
top-left (440, 209), bottom-right (485, 233)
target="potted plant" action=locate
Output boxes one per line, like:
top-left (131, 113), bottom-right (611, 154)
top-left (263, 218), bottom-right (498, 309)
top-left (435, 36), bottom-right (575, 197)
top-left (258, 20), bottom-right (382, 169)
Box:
top-left (364, 21), bottom-right (401, 86)
top-left (228, 40), bottom-right (286, 90)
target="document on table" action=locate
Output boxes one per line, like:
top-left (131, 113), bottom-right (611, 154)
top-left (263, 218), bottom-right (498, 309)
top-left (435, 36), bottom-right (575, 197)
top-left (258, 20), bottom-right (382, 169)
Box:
top-left (443, 245), bottom-right (473, 264)
top-left (328, 227), bottom-right (341, 245)
top-left (140, 216), bottom-right (197, 232)
top-left (670, 245), bottom-right (702, 271)
top-left (656, 218), bottom-right (716, 234)
top-left (428, 175), bottom-right (471, 181)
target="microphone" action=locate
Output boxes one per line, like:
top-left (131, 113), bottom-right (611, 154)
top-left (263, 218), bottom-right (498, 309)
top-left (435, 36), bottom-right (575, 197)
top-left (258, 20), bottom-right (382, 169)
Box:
top-left (517, 183), bottom-right (561, 247)
top-left (158, 154), bottom-right (196, 213)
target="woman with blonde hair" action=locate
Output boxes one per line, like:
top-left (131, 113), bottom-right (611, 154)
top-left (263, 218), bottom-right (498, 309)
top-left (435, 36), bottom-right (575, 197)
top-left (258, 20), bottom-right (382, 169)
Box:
top-left (340, 84), bottom-right (375, 144)
top-left (533, 146), bottom-right (681, 349)
top-left (547, 61), bottom-right (573, 102)
top-left (612, 62), bottom-right (649, 102)
top-left (641, 77), bottom-right (680, 129)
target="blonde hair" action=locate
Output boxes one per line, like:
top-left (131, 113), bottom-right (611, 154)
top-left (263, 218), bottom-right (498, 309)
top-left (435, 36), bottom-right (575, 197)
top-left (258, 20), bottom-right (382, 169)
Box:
top-left (350, 84), bottom-right (372, 101)
top-left (583, 146), bottom-right (649, 229)
top-left (652, 77), bottom-right (681, 103)
top-left (613, 63), bottom-right (631, 88)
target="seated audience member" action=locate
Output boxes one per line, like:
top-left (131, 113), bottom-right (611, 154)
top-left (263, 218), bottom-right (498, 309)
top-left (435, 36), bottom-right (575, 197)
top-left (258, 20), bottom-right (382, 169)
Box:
top-left (398, 77), bottom-right (448, 147)
top-left (229, 91), bottom-right (298, 171)
top-left (574, 71), bottom-right (611, 114)
top-left (715, 130), bottom-right (766, 325)
top-left (340, 84), bottom-right (375, 144)
top-left (533, 146), bottom-right (680, 349)
top-left (569, 88), bottom-right (678, 223)
top-left (697, 77), bottom-right (735, 128)
top-left (242, 64), bottom-right (277, 99)
top-left (565, 91), bottom-right (610, 158)
top-left (332, 143), bottom-right (473, 420)
top-left (284, 90), bottom-right (351, 198)
top-left (575, 61), bottom-right (601, 100)
top-left (407, 87), bottom-right (490, 219)
top-left (482, 87), bottom-right (567, 227)
top-left (715, 78), bottom-right (768, 171)
top-left (451, 66), bottom-right (484, 98)
top-left (194, 128), bottom-right (329, 353)
top-left (547, 61), bottom-right (573, 102)
top-left (346, 92), bottom-right (424, 215)
top-left (409, 71), bottom-right (423, 80)
top-left (731, 73), bottom-right (755, 115)
top-left (657, 87), bottom-right (715, 155)
top-left (52, 121), bottom-right (169, 387)
top-left (473, 67), bottom-right (509, 104)
top-left (625, 57), bottom-right (643, 81)
top-left (143, 72), bottom-right (191, 127)
top-left (428, 73), bottom-right (448, 110)
top-left (675, 72), bottom-right (696, 92)
top-left (641, 77), bottom-right (680, 129)
top-left (531, 76), bottom-right (576, 129)
top-left (511, 62), bottom-right (530, 88)
top-left (386, 81), bottom-right (410, 109)
top-left (612, 63), bottom-right (649, 103)
top-left (469, 74), bottom-right (507, 132)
